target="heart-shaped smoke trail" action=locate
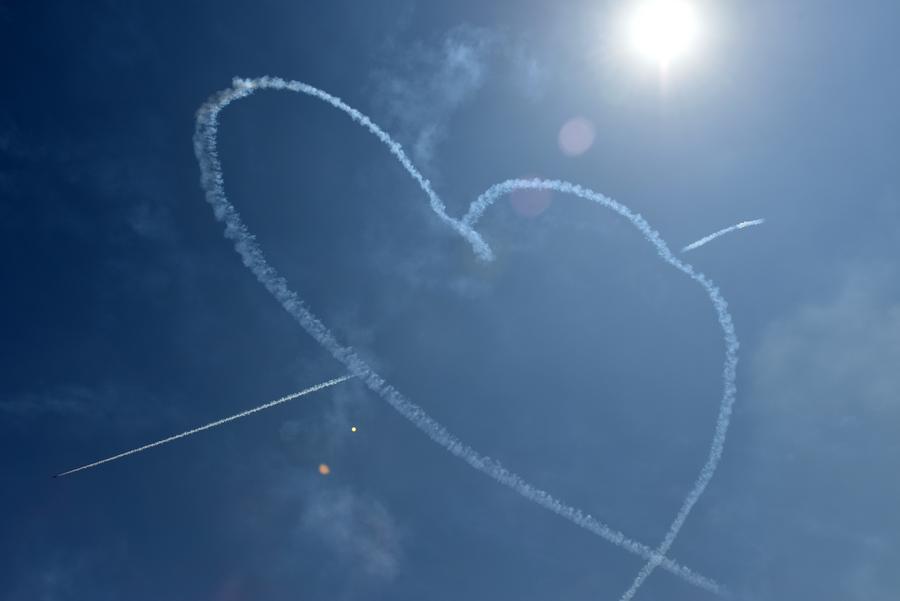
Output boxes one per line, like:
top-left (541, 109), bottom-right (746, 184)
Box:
top-left (194, 76), bottom-right (738, 599)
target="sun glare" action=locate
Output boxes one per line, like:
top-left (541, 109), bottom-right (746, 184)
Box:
top-left (629, 0), bottom-right (700, 66)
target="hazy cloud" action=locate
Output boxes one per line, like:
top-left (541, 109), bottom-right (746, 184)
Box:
top-left (753, 267), bottom-right (900, 437)
top-left (0, 384), bottom-right (183, 436)
top-left (506, 40), bottom-right (547, 101)
top-left (372, 25), bottom-right (495, 172)
top-left (125, 201), bottom-right (174, 242)
top-left (7, 545), bottom-right (126, 601)
top-left (733, 266), bottom-right (900, 599)
top-left (302, 487), bottom-right (403, 580)
top-left (371, 25), bottom-right (545, 175)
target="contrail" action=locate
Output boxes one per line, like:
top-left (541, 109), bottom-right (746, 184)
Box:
top-left (682, 219), bottom-right (765, 253)
top-left (54, 375), bottom-right (354, 478)
top-left (194, 76), bottom-right (738, 598)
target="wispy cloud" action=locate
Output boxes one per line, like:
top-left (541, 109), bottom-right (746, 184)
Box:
top-left (506, 40), bottom-right (547, 101)
top-left (370, 25), bottom-right (545, 176)
top-left (0, 383), bottom-right (184, 439)
top-left (302, 487), bottom-right (403, 580)
top-left (372, 25), bottom-right (495, 173)
top-left (1, 385), bottom-right (139, 422)
top-left (753, 266), bottom-right (900, 430)
top-left (6, 544), bottom-right (126, 601)
top-left (733, 265), bottom-right (900, 599)
top-left (0, 387), bottom-right (100, 419)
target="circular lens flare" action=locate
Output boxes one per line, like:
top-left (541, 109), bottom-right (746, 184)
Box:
top-left (558, 117), bottom-right (596, 157)
top-left (629, 0), bottom-right (699, 66)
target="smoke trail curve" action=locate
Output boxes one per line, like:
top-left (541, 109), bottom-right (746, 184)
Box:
top-left (465, 179), bottom-right (738, 600)
top-left (194, 76), bottom-right (737, 598)
top-left (55, 375), bottom-right (354, 478)
top-left (682, 219), bottom-right (765, 253)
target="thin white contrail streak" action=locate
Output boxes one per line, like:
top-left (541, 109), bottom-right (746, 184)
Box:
top-left (194, 76), bottom-right (734, 598)
top-left (55, 376), bottom-right (354, 478)
top-left (682, 219), bottom-right (765, 253)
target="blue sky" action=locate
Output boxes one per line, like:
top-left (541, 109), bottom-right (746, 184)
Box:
top-left (1, 1), bottom-right (898, 600)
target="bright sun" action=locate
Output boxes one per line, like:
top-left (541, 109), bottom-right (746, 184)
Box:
top-left (629, 0), bottom-right (700, 66)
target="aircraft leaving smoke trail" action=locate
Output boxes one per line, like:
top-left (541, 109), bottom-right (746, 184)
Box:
top-left (682, 219), bottom-right (765, 252)
top-left (194, 76), bottom-right (737, 598)
top-left (55, 375), bottom-right (354, 478)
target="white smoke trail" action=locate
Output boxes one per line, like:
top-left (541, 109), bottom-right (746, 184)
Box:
top-left (194, 77), bottom-right (736, 598)
top-left (466, 180), bottom-right (738, 600)
top-left (682, 219), bottom-right (765, 253)
top-left (55, 375), bottom-right (354, 478)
